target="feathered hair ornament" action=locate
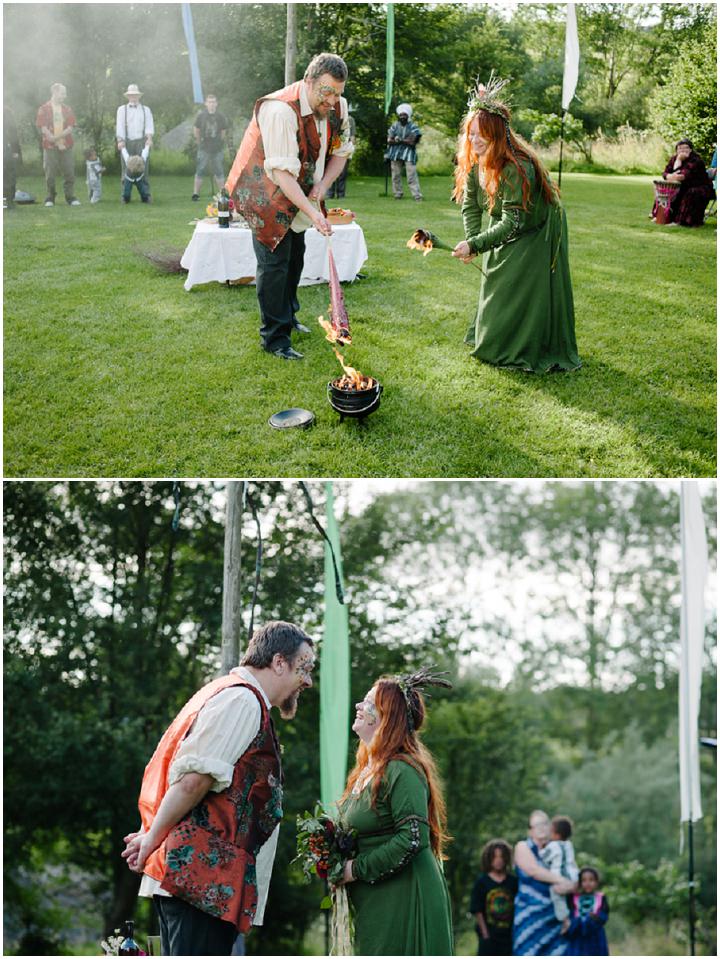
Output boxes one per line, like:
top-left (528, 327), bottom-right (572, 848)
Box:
top-left (466, 71), bottom-right (512, 119)
top-left (392, 665), bottom-right (453, 732)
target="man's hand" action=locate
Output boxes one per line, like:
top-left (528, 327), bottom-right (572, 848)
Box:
top-left (125, 832), bottom-right (160, 874)
top-left (308, 182), bottom-right (327, 203)
top-left (121, 828), bottom-right (146, 872)
top-left (310, 208), bottom-right (333, 236)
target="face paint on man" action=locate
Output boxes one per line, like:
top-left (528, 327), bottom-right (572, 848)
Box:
top-left (293, 653), bottom-right (315, 685)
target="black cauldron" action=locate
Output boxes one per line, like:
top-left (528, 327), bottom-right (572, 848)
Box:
top-left (327, 378), bottom-right (383, 422)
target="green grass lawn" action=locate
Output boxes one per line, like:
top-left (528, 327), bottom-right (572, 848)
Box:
top-left (4, 173), bottom-right (716, 477)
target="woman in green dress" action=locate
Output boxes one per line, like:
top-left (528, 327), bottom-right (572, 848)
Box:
top-left (451, 76), bottom-right (581, 373)
top-left (335, 668), bottom-right (454, 956)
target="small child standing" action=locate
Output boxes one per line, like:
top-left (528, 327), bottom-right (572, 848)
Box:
top-left (85, 148), bottom-right (105, 204)
top-left (540, 815), bottom-right (579, 931)
top-left (121, 146), bottom-right (151, 203)
top-left (469, 839), bottom-right (518, 955)
top-left (565, 866), bottom-right (610, 956)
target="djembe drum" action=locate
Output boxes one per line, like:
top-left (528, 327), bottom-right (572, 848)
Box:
top-left (653, 179), bottom-right (680, 224)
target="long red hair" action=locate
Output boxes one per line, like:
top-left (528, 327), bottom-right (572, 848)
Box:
top-left (452, 109), bottom-right (559, 212)
top-left (341, 678), bottom-right (451, 859)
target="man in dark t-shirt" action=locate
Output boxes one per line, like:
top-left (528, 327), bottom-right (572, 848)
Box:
top-left (192, 94), bottom-right (228, 200)
top-left (470, 839), bottom-right (518, 955)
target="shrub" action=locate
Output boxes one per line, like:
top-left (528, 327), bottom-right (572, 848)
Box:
top-left (648, 25), bottom-right (717, 158)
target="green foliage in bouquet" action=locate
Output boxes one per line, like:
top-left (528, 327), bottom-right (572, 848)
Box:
top-left (295, 803), bottom-right (357, 901)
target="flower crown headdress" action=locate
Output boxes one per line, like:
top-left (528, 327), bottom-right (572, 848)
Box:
top-left (466, 71), bottom-right (512, 118)
top-left (392, 665), bottom-right (452, 732)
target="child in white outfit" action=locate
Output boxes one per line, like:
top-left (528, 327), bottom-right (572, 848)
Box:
top-left (541, 815), bottom-right (579, 929)
top-left (85, 148), bottom-right (105, 204)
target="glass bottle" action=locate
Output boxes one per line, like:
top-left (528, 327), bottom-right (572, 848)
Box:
top-left (218, 188), bottom-right (230, 229)
top-left (119, 919), bottom-right (140, 956)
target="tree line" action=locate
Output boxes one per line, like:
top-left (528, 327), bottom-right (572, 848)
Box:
top-left (4, 3), bottom-right (717, 171)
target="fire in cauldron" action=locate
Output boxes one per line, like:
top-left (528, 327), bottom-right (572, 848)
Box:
top-left (327, 347), bottom-right (383, 421)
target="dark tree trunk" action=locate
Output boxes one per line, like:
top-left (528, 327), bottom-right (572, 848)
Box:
top-left (104, 863), bottom-right (141, 938)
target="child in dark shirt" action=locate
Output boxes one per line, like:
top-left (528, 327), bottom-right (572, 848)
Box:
top-left (469, 839), bottom-right (518, 955)
top-left (565, 866), bottom-right (610, 956)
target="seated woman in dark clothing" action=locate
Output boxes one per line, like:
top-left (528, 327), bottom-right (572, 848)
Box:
top-left (652, 138), bottom-right (715, 226)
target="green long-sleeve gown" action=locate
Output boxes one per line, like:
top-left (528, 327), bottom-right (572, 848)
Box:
top-left (462, 160), bottom-right (581, 373)
top-left (339, 759), bottom-right (454, 956)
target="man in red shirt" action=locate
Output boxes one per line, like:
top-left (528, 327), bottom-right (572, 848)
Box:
top-left (36, 82), bottom-right (80, 206)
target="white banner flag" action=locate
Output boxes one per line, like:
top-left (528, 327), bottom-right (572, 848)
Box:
top-left (562, 4), bottom-right (580, 111)
top-left (679, 481), bottom-right (707, 823)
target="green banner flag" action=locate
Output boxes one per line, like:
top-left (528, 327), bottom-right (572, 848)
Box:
top-left (320, 482), bottom-right (350, 809)
top-left (385, 2), bottom-right (395, 116)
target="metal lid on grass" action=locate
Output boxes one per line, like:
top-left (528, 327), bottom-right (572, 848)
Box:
top-left (268, 408), bottom-right (315, 430)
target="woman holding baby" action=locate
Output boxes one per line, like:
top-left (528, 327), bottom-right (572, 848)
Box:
top-left (512, 809), bottom-right (577, 955)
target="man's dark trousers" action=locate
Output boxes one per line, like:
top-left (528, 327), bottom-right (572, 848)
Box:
top-left (154, 894), bottom-right (236, 956)
top-left (328, 159), bottom-right (348, 198)
top-left (252, 228), bottom-right (306, 352)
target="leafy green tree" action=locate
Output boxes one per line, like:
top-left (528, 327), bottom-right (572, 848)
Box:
top-left (649, 20), bottom-right (717, 157)
top-left (423, 687), bottom-right (546, 922)
top-left (4, 481), bottom-right (226, 940)
top-left (519, 109), bottom-right (591, 160)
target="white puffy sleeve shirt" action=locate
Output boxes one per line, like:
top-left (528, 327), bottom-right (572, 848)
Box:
top-left (138, 668), bottom-right (279, 925)
top-left (257, 87), bottom-right (355, 231)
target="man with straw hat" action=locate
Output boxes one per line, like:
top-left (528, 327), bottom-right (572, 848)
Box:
top-left (116, 83), bottom-right (154, 202)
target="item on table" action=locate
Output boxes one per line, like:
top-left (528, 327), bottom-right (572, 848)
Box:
top-left (218, 188), bottom-right (230, 229)
top-left (327, 207), bottom-right (356, 224)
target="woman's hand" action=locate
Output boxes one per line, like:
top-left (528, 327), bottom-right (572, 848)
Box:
top-left (452, 240), bottom-right (476, 264)
top-left (339, 859), bottom-right (355, 885)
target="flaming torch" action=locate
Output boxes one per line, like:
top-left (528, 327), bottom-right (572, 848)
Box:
top-left (406, 228), bottom-right (455, 255)
top-left (327, 244), bottom-right (352, 345)
top-left (407, 228), bottom-right (484, 271)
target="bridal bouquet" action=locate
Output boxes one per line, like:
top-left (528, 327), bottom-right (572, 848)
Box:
top-left (295, 804), bottom-right (356, 955)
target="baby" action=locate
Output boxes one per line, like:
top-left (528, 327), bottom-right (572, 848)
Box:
top-left (85, 148), bottom-right (105, 204)
top-left (540, 815), bottom-right (579, 931)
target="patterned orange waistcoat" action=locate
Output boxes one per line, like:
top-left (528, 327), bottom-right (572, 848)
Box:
top-left (139, 675), bottom-right (283, 932)
top-left (226, 80), bottom-right (342, 251)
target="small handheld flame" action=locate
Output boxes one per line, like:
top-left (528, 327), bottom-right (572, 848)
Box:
top-left (407, 229), bottom-right (434, 256)
top-left (406, 228), bottom-right (457, 255)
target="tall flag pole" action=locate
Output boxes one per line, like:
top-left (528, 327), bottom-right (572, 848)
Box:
top-left (182, 3), bottom-right (204, 104)
top-left (320, 482), bottom-right (350, 809)
top-left (559, 3), bottom-right (579, 188)
top-left (384, 3), bottom-right (395, 115)
top-left (383, 3), bottom-right (395, 196)
top-left (679, 480), bottom-right (707, 956)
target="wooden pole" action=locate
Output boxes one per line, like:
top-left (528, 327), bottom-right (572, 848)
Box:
top-left (285, 4), bottom-right (297, 87)
top-left (558, 110), bottom-right (566, 189)
top-left (221, 481), bottom-right (244, 674)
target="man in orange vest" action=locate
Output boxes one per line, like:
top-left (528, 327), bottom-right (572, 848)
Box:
top-left (225, 53), bottom-right (355, 361)
top-left (122, 621), bottom-right (315, 955)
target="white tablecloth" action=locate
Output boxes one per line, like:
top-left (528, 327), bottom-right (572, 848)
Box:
top-left (181, 220), bottom-right (368, 291)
